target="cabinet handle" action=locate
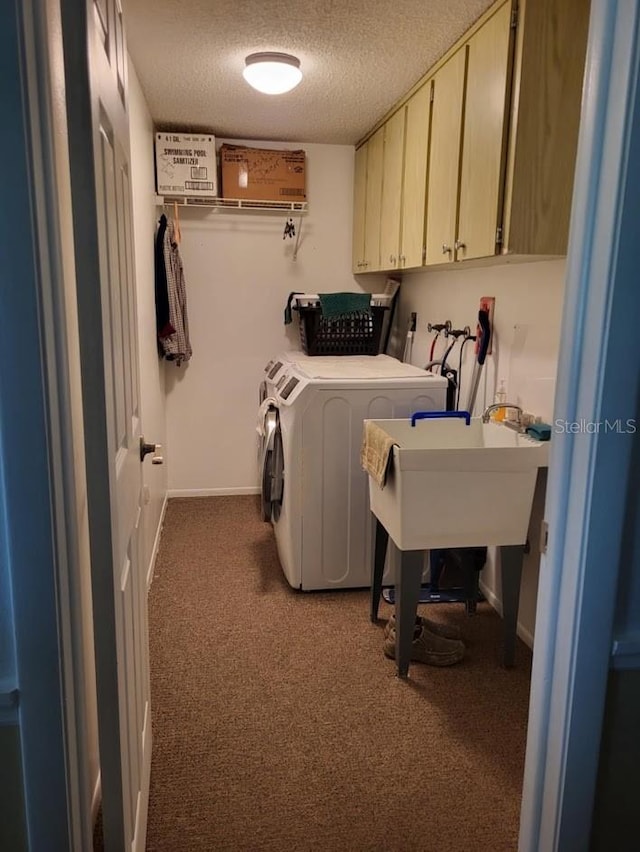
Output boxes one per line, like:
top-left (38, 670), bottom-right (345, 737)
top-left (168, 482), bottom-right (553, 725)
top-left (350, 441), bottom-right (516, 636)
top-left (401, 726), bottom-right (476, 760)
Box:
top-left (442, 244), bottom-right (452, 255)
top-left (400, 254), bottom-right (406, 263)
top-left (389, 254), bottom-right (397, 265)
top-left (455, 240), bottom-right (466, 251)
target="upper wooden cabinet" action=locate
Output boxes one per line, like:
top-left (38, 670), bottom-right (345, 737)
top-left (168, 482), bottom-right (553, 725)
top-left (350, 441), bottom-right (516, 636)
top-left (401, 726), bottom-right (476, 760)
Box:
top-left (502, 0), bottom-right (590, 255)
top-left (400, 84), bottom-right (431, 268)
top-left (424, 49), bottom-right (466, 265)
top-left (364, 128), bottom-right (384, 271)
top-left (352, 144), bottom-right (367, 273)
top-left (352, 127), bottom-right (384, 272)
top-left (425, 1), bottom-right (512, 266)
top-left (352, 82), bottom-right (431, 273)
top-left (353, 0), bottom-right (590, 273)
top-left (457, 1), bottom-right (512, 261)
top-left (379, 108), bottom-right (406, 271)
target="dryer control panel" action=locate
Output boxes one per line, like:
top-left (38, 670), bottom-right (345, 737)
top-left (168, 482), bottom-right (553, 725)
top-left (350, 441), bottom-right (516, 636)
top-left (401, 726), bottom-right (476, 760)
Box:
top-left (268, 360), bottom-right (284, 379)
top-left (280, 377), bottom-right (300, 400)
top-left (276, 370), bottom-right (306, 405)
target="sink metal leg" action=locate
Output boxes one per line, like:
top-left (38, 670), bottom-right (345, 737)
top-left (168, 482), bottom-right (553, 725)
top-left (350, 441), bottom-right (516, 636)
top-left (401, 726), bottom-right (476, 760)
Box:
top-left (370, 517), bottom-right (388, 623)
top-left (460, 549), bottom-right (481, 615)
top-left (500, 545), bottom-right (524, 667)
top-left (395, 550), bottom-right (424, 678)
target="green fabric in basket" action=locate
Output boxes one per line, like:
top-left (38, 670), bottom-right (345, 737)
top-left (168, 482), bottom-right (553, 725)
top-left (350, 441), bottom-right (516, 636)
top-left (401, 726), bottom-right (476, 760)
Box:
top-left (318, 292), bottom-right (372, 319)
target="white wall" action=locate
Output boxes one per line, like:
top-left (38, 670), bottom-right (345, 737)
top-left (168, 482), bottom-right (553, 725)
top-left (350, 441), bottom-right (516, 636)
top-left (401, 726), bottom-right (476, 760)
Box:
top-left (165, 141), bottom-right (384, 494)
top-left (398, 259), bottom-right (567, 644)
top-left (128, 61), bottom-right (168, 578)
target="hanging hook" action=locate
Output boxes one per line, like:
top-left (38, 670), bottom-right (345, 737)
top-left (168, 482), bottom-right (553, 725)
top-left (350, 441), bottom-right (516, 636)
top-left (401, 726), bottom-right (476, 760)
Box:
top-left (283, 218), bottom-right (296, 240)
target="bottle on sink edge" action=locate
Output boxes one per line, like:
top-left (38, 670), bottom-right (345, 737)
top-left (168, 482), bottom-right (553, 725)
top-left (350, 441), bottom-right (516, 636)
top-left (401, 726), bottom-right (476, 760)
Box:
top-left (493, 379), bottom-right (507, 421)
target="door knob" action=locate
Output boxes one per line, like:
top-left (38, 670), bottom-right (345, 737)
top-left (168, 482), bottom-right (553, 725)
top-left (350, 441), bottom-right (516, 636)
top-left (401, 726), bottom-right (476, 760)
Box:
top-left (140, 437), bottom-right (162, 462)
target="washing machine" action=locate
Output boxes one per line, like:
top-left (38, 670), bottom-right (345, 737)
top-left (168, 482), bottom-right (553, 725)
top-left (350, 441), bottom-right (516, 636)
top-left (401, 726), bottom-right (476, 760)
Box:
top-left (259, 354), bottom-right (447, 590)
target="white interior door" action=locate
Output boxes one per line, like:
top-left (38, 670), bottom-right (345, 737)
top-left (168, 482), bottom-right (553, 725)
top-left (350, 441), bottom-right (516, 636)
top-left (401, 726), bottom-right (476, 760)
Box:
top-left (93, 3), bottom-right (151, 849)
top-left (64, 1), bottom-right (151, 849)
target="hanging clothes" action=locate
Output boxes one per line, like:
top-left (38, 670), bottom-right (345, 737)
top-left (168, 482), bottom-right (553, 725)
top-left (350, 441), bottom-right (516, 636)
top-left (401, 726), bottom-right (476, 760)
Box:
top-left (154, 214), bottom-right (192, 365)
top-left (155, 214), bottom-right (174, 341)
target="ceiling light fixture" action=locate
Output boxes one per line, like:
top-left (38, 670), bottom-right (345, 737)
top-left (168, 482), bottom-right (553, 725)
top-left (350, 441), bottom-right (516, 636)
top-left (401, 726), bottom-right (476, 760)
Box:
top-left (243, 52), bottom-right (302, 95)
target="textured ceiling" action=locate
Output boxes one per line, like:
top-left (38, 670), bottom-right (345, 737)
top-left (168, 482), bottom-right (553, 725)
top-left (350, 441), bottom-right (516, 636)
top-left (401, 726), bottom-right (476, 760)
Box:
top-left (124, 0), bottom-right (494, 145)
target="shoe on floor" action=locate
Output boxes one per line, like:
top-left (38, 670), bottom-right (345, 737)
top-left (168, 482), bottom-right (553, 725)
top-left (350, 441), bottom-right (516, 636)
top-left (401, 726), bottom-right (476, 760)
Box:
top-left (383, 626), bottom-right (465, 667)
top-left (384, 613), bottom-right (461, 642)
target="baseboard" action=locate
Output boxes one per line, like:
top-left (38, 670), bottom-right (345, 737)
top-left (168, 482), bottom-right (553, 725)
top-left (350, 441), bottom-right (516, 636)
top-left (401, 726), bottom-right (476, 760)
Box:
top-left (479, 579), bottom-right (535, 650)
top-left (91, 771), bottom-right (102, 827)
top-left (167, 486), bottom-right (261, 497)
top-left (146, 493), bottom-right (168, 589)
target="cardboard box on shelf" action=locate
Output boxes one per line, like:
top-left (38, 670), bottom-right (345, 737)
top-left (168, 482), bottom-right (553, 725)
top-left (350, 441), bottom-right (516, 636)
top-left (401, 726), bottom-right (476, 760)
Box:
top-left (155, 132), bottom-right (217, 197)
top-left (220, 144), bottom-right (306, 202)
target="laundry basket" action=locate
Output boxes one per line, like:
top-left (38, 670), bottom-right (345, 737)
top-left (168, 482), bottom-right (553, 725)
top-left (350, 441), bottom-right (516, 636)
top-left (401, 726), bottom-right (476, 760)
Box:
top-left (293, 294), bottom-right (390, 355)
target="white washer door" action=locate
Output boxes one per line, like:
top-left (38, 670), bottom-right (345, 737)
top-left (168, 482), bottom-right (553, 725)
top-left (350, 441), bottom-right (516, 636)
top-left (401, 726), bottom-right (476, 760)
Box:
top-left (260, 408), bottom-right (284, 522)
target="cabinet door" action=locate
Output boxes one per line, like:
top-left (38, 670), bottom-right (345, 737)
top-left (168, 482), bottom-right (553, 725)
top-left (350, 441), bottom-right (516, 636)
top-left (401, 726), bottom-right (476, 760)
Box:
top-left (400, 83), bottom-right (431, 269)
top-left (456, 1), bottom-right (512, 261)
top-left (424, 48), bottom-right (466, 266)
top-left (379, 108), bottom-right (405, 271)
top-left (352, 144), bottom-right (367, 272)
top-left (364, 127), bottom-right (384, 271)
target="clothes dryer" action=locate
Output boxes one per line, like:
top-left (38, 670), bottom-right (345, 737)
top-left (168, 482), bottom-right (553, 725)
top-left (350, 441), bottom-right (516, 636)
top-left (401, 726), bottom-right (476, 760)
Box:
top-left (257, 353), bottom-right (303, 520)
top-left (259, 355), bottom-right (447, 590)
top-left (259, 352), bottom-right (301, 403)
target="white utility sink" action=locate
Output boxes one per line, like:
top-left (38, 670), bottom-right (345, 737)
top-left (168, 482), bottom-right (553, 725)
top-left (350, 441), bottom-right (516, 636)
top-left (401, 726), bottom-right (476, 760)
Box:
top-left (367, 417), bottom-right (549, 551)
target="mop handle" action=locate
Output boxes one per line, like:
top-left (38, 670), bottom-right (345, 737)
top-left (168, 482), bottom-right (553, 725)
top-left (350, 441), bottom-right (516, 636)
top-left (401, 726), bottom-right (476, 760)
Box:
top-left (466, 309), bottom-right (491, 414)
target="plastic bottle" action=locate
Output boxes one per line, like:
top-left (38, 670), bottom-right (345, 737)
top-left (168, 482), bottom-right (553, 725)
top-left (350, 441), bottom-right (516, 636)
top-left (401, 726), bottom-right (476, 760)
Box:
top-left (493, 379), bottom-right (507, 421)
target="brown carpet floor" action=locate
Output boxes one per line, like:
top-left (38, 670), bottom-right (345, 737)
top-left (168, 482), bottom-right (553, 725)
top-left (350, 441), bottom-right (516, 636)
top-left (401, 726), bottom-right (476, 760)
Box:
top-left (145, 496), bottom-right (532, 852)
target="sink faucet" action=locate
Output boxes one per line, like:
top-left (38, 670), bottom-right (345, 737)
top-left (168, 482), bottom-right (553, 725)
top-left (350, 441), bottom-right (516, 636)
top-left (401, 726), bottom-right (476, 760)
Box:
top-left (481, 403), bottom-right (524, 425)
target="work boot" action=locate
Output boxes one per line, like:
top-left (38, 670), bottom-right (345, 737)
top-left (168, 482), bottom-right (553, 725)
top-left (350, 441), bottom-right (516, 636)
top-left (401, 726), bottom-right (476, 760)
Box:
top-left (383, 626), bottom-right (465, 667)
top-left (384, 612), bottom-right (462, 642)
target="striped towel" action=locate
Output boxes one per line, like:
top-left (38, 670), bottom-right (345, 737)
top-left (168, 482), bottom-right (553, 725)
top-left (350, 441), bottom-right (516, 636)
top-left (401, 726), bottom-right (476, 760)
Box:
top-left (319, 292), bottom-right (371, 319)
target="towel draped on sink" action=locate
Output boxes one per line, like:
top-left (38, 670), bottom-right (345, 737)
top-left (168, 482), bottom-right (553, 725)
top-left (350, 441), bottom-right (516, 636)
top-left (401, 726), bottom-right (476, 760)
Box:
top-left (361, 420), bottom-right (396, 488)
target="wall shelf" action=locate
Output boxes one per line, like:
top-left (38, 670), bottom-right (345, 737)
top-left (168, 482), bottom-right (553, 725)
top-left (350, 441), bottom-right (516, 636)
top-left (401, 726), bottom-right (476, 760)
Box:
top-left (155, 194), bottom-right (307, 213)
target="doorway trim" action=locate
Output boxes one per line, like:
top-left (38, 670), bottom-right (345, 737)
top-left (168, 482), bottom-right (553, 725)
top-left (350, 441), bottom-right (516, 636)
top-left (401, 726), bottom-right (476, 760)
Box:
top-left (520, 1), bottom-right (640, 849)
top-left (4, 0), bottom-right (93, 848)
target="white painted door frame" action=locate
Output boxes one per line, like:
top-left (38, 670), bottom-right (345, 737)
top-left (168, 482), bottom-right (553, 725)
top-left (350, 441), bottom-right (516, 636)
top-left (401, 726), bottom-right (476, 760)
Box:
top-left (520, 1), bottom-right (640, 849)
top-left (2, 0), bottom-right (93, 848)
